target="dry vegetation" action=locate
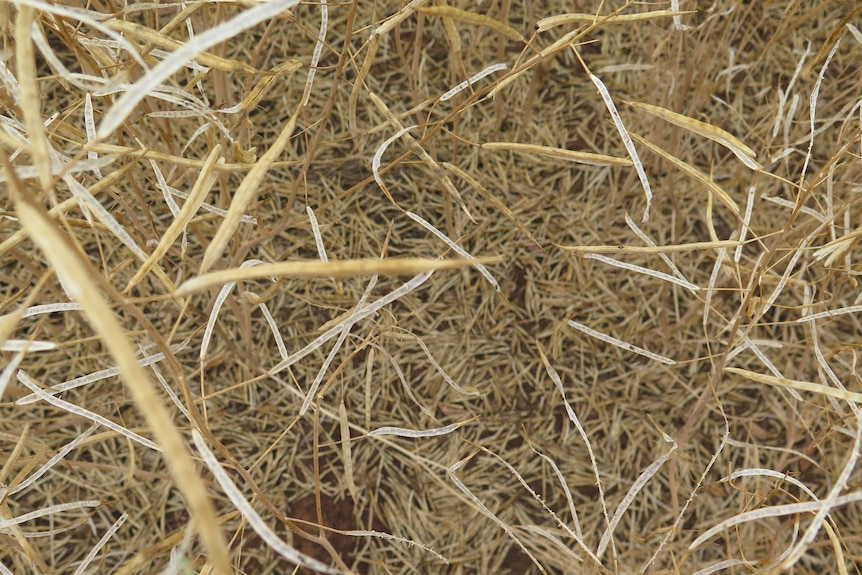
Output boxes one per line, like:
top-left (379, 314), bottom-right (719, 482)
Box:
top-left (2, 0), bottom-right (862, 573)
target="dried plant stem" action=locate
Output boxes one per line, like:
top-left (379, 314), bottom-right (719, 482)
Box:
top-left (3, 155), bottom-right (232, 575)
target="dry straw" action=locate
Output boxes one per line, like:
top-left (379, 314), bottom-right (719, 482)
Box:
top-left (3, 159), bottom-right (232, 574)
top-left (178, 257), bottom-right (483, 296)
top-left (3, 1), bottom-right (862, 573)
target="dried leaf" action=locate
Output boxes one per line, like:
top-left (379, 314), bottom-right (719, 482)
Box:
top-left (201, 108), bottom-right (300, 272)
top-left (104, 19), bottom-right (260, 73)
top-left (537, 9), bottom-right (692, 32)
top-left (125, 145), bottom-right (222, 293)
top-left (558, 240), bottom-right (740, 254)
top-left (482, 142), bottom-right (631, 166)
top-left (178, 258), bottom-right (488, 297)
top-left (626, 101), bottom-right (761, 170)
top-left (629, 132), bottom-right (740, 215)
top-left (726, 367), bottom-right (862, 404)
top-left (417, 6), bottom-right (525, 43)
